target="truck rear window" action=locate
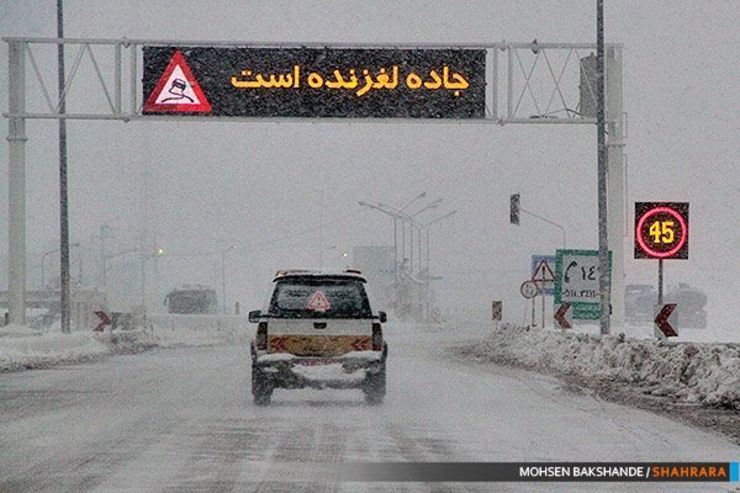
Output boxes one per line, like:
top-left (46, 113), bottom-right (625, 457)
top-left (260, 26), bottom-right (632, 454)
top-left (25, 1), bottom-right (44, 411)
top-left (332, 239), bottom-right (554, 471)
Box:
top-left (269, 278), bottom-right (372, 319)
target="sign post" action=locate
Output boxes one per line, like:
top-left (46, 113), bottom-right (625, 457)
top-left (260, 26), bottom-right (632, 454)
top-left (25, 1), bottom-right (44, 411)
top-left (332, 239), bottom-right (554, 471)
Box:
top-left (635, 202), bottom-right (689, 338)
top-left (520, 280), bottom-right (540, 327)
top-left (531, 254), bottom-right (556, 329)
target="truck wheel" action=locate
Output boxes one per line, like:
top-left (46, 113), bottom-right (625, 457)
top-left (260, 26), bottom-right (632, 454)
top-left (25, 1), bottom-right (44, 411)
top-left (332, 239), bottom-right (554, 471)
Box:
top-left (363, 365), bottom-right (386, 405)
top-left (252, 366), bottom-right (273, 406)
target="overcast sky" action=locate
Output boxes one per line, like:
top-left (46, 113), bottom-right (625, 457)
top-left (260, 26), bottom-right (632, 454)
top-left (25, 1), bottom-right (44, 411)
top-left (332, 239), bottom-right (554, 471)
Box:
top-left (1, 1), bottom-right (738, 334)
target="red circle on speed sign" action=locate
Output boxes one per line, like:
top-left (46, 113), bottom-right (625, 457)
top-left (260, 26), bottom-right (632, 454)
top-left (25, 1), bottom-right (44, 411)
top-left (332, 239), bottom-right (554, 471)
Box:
top-left (634, 202), bottom-right (689, 259)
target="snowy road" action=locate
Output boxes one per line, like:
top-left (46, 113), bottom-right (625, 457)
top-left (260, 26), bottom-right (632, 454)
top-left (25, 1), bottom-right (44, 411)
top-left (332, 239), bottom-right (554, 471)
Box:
top-left (1, 325), bottom-right (738, 492)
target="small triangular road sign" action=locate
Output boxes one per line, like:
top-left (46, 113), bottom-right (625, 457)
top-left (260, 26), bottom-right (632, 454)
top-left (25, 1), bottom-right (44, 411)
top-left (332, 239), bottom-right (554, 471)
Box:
top-left (143, 50), bottom-right (212, 113)
top-left (532, 259), bottom-right (556, 283)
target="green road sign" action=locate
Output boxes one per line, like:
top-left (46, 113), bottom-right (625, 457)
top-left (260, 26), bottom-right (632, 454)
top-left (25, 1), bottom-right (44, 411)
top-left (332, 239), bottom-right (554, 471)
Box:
top-left (554, 249), bottom-right (612, 320)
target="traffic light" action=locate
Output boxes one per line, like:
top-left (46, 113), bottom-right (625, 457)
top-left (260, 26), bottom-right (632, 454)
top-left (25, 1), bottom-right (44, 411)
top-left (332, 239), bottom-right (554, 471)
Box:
top-left (510, 193), bottom-right (520, 225)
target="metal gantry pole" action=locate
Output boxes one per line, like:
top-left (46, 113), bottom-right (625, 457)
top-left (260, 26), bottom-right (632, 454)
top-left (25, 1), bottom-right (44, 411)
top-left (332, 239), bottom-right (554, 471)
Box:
top-left (393, 217), bottom-right (398, 283)
top-left (7, 40), bottom-right (27, 325)
top-left (606, 45), bottom-right (625, 327)
top-left (58, 0), bottom-right (71, 333)
top-left (596, 0), bottom-right (611, 335)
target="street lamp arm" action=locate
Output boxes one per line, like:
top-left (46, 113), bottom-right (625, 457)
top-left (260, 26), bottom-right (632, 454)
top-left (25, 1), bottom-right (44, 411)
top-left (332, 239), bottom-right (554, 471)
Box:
top-left (359, 200), bottom-right (407, 220)
top-left (424, 209), bottom-right (458, 227)
top-left (409, 198), bottom-right (443, 218)
top-left (521, 208), bottom-right (567, 247)
top-left (399, 191), bottom-right (426, 212)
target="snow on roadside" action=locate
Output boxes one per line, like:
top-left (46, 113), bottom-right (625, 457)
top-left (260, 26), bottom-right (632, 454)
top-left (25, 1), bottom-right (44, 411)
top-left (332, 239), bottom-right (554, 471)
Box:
top-left (459, 325), bottom-right (740, 410)
top-left (0, 324), bottom-right (112, 371)
top-left (0, 322), bottom-right (250, 373)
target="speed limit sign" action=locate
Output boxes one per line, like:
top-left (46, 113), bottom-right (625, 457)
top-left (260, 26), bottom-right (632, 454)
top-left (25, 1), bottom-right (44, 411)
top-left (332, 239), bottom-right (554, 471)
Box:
top-left (635, 202), bottom-right (689, 260)
top-left (520, 280), bottom-right (540, 299)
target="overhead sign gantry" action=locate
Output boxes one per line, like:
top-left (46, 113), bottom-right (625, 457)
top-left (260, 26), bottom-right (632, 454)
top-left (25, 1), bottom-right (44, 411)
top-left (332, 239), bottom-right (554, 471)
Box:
top-left (3, 37), bottom-right (624, 328)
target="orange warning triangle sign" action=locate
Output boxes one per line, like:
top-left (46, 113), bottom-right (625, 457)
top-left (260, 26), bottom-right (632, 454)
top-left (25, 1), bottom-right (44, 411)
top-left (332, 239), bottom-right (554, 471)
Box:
top-left (143, 50), bottom-right (212, 113)
top-left (306, 290), bottom-right (331, 312)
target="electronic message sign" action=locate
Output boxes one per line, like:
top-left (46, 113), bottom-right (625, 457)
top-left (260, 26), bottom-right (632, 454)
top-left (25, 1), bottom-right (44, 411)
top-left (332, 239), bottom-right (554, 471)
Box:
top-left (142, 47), bottom-right (486, 118)
top-left (634, 202), bottom-right (689, 260)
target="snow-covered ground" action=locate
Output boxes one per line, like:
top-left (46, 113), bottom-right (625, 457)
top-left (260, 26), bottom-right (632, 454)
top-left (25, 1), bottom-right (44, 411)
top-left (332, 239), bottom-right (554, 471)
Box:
top-left (3, 319), bottom-right (738, 412)
top-left (459, 324), bottom-right (740, 410)
top-left (0, 321), bottom-right (249, 372)
top-left (1, 322), bottom-right (738, 492)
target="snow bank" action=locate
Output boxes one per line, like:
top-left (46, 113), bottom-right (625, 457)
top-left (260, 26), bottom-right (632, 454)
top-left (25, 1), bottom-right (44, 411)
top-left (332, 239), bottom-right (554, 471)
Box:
top-left (462, 325), bottom-right (740, 410)
top-left (0, 322), bottom-right (251, 373)
top-left (0, 324), bottom-right (112, 371)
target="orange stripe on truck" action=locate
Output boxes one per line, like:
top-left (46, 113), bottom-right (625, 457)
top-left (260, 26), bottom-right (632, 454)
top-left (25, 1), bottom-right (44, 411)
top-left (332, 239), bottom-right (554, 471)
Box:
top-left (267, 335), bottom-right (371, 356)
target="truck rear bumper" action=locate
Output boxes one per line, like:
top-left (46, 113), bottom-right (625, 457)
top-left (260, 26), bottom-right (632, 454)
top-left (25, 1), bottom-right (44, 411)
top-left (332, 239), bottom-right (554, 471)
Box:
top-left (251, 343), bottom-right (387, 390)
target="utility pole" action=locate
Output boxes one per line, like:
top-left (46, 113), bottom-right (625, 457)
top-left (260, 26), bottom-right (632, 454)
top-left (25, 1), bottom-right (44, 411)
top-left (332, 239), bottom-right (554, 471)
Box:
top-left (98, 224), bottom-right (112, 293)
top-left (596, 0), bottom-right (611, 335)
top-left (221, 245), bottom-right (235, 314)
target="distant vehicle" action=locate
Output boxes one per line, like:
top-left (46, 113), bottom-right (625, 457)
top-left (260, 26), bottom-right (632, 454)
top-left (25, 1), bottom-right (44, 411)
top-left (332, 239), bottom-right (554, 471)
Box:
top-left (164, 285), bottom-right (218, 314)
top-left (248, 269), bottom-right (388, 406)
top-left (625, 283), bottom-right (707, 328)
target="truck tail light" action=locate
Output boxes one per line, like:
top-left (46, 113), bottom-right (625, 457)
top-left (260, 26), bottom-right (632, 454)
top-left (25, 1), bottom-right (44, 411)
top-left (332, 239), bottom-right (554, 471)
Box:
top-left (372, 322), bottom-right (383, 351)
top-left (256, 322), bottom-right (268, 350)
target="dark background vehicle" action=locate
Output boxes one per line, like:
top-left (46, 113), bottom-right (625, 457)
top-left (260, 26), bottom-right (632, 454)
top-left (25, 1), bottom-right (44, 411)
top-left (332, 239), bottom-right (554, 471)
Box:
top-left (164, 285), bottom-right (218, 314)
top-left (625, 283), bottom-right (707, 328)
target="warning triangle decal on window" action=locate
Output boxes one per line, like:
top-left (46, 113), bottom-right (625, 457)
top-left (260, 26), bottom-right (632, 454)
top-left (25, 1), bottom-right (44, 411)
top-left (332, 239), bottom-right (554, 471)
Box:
top-left (143, 50), bottom-right (212, 113)
top-left (306, 291), bottom-right (331, 312)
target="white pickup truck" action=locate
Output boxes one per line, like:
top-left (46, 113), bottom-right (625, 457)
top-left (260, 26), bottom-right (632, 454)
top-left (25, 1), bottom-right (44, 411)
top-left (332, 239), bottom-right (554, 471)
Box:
top-left (249, 269), bottom-right (388, 406)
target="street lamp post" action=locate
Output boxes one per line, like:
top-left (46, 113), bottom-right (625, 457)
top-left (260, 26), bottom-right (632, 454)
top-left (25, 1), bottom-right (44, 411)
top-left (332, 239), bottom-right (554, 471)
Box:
top-left (398, 192), bottom-right (426, 270)
top-left (138, 244), bottom-right (165, 311)
top-left (360, 197), bottom-right (454, 321)
top-left (41, 242), bottom-right (80, 290)
top-left (221, 245), bottom-right (235, 314)
top-left (409, 198), bottom-right (442, 274)
top-left (421, 210), bottom-right (458, 320)
top-left (358, 200), bottom-right (405, 282)
top-left (520, 208), bottom-right (567, 248)
top-left (360, 195), bottom-right (439, 280)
